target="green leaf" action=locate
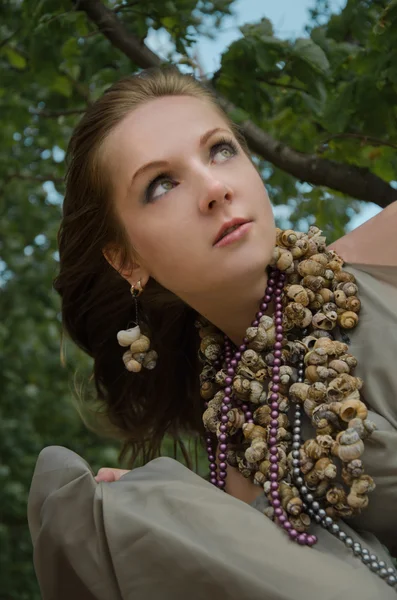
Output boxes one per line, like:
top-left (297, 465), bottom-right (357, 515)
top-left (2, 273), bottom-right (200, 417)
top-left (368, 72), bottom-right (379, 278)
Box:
top-left (293, 38), bottom-right (330, 74)
top-left (321, 81), bottom-right (354, 133)
top-left (51, 75), bottom-right (73, 97)
top-left (228, 107), bottom-right (250, 123)
top-left (61, 38), bottom-right (80, 60)
top-left (4, 48), bottom-right (27, 70)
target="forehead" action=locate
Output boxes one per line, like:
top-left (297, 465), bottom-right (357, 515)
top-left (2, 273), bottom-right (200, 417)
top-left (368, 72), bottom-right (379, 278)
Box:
top-left (104, 95), bottom-right (229, 166)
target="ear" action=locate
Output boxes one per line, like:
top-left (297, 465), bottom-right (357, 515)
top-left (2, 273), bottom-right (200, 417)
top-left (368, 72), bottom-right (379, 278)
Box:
top-left (103, 244), bottom-right (150, 288)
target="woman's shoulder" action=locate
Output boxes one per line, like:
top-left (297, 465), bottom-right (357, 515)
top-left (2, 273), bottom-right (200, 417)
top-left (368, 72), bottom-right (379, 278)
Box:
top-left (329, 200), bottom-right (397, 267)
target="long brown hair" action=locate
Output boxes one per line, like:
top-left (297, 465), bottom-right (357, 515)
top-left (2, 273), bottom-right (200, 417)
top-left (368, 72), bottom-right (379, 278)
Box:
top-left (54, 66), bottom-right (248, 466)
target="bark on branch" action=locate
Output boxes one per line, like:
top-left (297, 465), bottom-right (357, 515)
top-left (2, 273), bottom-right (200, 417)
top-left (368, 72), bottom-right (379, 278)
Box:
top-left (73, 0), bottom-right (397, 208)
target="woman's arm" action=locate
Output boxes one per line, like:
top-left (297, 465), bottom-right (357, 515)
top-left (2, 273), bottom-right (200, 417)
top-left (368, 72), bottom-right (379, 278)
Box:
top-left (329, 200), bottom-right (397, 265)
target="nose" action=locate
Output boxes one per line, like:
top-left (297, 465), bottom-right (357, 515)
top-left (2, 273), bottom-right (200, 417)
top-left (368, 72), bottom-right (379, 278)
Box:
top-left (198, 172), bottom-right (233, 214)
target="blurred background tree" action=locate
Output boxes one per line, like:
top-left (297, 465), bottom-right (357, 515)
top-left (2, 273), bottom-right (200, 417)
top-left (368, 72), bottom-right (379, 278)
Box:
top-left (1, 0), bottom-right (396, 597)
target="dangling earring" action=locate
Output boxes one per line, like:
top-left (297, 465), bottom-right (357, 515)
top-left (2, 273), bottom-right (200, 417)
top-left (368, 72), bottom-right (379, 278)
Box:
top-left (116, 280), bottom-right (158, 372)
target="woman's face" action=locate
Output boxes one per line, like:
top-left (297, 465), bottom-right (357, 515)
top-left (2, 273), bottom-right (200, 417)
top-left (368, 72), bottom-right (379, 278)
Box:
top-left (104, 95), bottom-right (275, 298)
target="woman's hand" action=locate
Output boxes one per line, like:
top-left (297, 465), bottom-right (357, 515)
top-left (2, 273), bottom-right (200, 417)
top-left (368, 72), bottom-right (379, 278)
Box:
top-left (95, 468), bottom-right (130, 483)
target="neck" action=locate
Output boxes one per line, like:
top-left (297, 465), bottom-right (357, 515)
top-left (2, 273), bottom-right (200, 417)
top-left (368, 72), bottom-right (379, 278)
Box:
top-left (183, 268), bottom-right (269, 345)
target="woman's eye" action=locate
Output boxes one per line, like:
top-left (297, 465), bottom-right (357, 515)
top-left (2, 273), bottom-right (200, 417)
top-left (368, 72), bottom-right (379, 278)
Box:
top-left (211, 140), bottom-right (238, 163)
top-left (145, 176), bottom-right (175, 203)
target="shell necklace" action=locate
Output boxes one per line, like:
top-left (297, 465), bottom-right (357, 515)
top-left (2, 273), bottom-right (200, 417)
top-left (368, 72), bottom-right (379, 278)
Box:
top-left (198, 226), bottom-right (397, 589)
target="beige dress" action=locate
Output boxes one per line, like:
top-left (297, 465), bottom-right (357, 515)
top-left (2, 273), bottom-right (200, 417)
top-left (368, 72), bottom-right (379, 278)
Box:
top-left (28, 263), bottom-right (397, 600)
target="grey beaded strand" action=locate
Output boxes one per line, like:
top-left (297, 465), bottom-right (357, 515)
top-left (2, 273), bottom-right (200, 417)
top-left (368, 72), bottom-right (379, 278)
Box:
top-left (292, 358), bottom-right (397, 590)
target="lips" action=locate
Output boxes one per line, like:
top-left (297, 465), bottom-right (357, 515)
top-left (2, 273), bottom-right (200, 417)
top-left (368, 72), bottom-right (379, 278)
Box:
top-left (214, 218), bottom-right (251, 245)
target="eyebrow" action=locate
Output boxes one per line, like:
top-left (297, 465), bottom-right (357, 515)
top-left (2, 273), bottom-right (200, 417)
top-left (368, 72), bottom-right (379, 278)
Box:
top-left (130, 127), bottom-right (231, 185)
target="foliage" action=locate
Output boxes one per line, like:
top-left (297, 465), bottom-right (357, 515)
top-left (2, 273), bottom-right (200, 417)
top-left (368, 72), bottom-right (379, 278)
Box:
top-left (0, 0), bottom-right (396, 597)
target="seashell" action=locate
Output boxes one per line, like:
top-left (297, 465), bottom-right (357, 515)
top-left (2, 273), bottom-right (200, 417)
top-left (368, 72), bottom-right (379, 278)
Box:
top-left (245, 439), bottom-right (267, 463)
top-left (333, 439), bottom-right (364, 462)
top-left (346, 492), bottom-right (368, 510)
top-left (339, 399), bottom-right (368, 422)
top-left (202, 407), bottom-right (218, 433)
top-left (291, 239), bottom-right (309, 258)
top-left (324, 269), bottom-right (334, 281)
top-left (242, 422), bottom-right (267, 441)
top-left (337, 427), bottom-right (361, 445)
top-left (351, 474), bottom-right (375, 496)
top-left (309, 293), bottom-right (325, 311)
top-left (236, 455), bottom-right (256, 478)
top-left (341, 459), bottom-right (364, 485)
top-left (298, 259), bottom-right (325, 277)
top-left (326, 374), bottom-right (361, 402)
top-left (313, 457), bottom-right (337, 481)
top-left (122, 350), bottom-right (142, 372)
top-left (342, 281), bottom-right (358, 297)
top-left (286, 496), bottom-right (303, 516)
top-left (215, 369), bottom-right (228, 386)
top-left (286, 284), bottom-right (309, 306)
top-left (255, 368), bottom-right (268, 382)
top-left (246, 326), bottom-right (271, 352)
top-left (259, 315), bottom-right (274, 330)
top-left (314, 480), bottom-right (330, 498)
top-left (289, 382), bottom-right (310, 403)
top-left (226, 449), bottom-right (239, 468)
top-left (227, 408), bottom-right (246, 430)
top-left (297, 448), bottom-right (314, 474)
top-left (253, 404), bottom-right (271, 426)
top-left (326, 485), bottom-right (347, 506)
top-left (272, 247), bottom-right (294, 271)
top-left (279, 228), bottom-right (298, 247)
top-left (311, 404), bottom-right (340, 429)
top-left (312, 312), bottom-right (336, 331)
top-left (207, 392), bottom-right (225, 414)
top-left (310, 253), bottom-right (329, 266)
top-left (328, 359), bottom-right (349, 374)
top-left (143, 349), bottom-right (158, 370)
top-left (346, 296), bottom-right (361, 313)
top-left (303, 438), bottom-right (329, 460)
top-left (304, 397), bottom-right (317, 417)
top-left (301, 275), bottom-right (324, 291)
top-left (129, 335), bottom-right (151, 354)
top-left (241, 349), bottom-right (264, 372)
top-left (334, 290), bottom-right (347, 309)
top-left (263, 506), bottom-right (275, 519)
top-left (200, 380), bottom-right (216, 400)
top-left (117, 326), bottom-right (141, 347)
top-left (305, 365), bottom-right (320, 383)
top-left (305, 349), bottom-right (328, 366)
top-left (334, 270), bottom-right (355, 284)
top-left (289, 513), bottom-right (311, 532)
top-left (362, 418), bottom-right (377, 437)
top-left (337, 310), bottom-right (358, 329)
top-left (307, 381), bottom-right (327, 402)
top-left (232, 376), bottom-right (251, 400)
top-left (249, 380), bottom-right (267, 404)
top-left (237, 365), bottom-right (257, 381)
top-left (254, 471), bottom-right (267, 486)
top-left (132, 352), bottom-right (146, 364)
top-left (316, 434), bottom-right (335, 451)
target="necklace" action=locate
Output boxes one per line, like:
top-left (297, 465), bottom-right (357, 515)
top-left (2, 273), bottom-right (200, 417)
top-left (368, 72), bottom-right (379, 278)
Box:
top-left (198, 227), bottom-right (397, 589)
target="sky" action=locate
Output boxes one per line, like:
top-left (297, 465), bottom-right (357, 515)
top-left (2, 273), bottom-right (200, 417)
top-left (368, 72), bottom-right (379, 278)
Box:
top-left (146, 0), bottom-right (383, 232)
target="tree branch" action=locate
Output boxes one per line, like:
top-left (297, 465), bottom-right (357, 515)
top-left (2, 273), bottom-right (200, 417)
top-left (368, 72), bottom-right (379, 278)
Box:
top-left (72, 0), bottom-right (397, 208)
top-left (73, 0), bottom-right (162, 69)
top-left (319, 132), bottom-right (397, 151)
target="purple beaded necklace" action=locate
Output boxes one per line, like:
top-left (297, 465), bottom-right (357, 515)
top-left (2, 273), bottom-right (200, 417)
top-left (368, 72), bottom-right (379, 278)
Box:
top-left (205, 268), bottom-right (317, 547)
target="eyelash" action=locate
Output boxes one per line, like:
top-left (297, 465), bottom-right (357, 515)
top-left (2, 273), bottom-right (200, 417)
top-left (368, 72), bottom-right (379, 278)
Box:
top-left (144, 137), bottom-right (238, 203)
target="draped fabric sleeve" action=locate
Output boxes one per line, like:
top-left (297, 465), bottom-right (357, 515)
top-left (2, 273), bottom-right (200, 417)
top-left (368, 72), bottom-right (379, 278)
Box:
top-left (27, 446), bottom-right (123, 600)
top-left (342, 264), bottom-right (397, 555)
top-left (28, 446), bottom-right (396, 600)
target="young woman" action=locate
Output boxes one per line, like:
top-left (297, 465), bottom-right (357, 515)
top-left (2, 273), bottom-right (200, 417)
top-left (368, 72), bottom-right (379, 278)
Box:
top-left (28, 67), bottom-right (397, 599)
